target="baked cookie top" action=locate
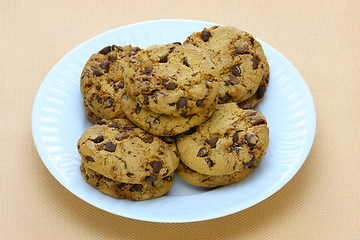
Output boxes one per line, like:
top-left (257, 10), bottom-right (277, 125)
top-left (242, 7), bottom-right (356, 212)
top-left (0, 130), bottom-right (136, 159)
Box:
top-left (176, 103), bottom-right (269, 176)
top-left (77, 119), bottom-right (179, 183)
top-left (80, 161), bottom-right (174, 201)
top-left (80, 44), bottom-right (140, 120)
top-left (123, 43), bottom-right (220, 117)
top-left (184, 26), bottom-right (269, 103)
top-left (120, 93), bottom-right (217, 136)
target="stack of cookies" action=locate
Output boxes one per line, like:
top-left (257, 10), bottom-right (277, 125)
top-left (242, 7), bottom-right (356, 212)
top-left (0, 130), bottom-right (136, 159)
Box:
top-left (78, 25), bottom-right (270, 200)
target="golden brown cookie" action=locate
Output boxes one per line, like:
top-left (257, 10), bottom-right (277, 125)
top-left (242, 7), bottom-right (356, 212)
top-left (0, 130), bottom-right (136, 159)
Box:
top-left (123, 43), bottom-right (220, 117)
top-left (184, 26), bottom-right (269, 103)
top-left (77, 119), bottom-right (179, 184)
top-left (83, 101), bottom-right (102, 123)
top-left (80, 161), bottom-right (174, 201)
top-left (80, 44), bottom-right (141, 120)
top-left (176, 103), bottom-right (269, 176)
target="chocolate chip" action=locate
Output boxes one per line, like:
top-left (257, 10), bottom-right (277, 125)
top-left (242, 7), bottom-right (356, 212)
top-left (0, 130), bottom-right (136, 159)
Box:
top-left (142, 94), bottom-right (149, 105)
top-left (104, 141), bottom-right (116, 152)
top-left (251, 58), bottom-right (259, 69)
top-left (244, 158), bottom-right (256, 168)
top-left (224, 80), bottom-right (231, 86)
top-left (180, 110), bottom-right (188, 118)
top-left (142, 134), bottom-right (154, 143)
top-left (108, 122), bottom-right (119, 128)
top-left (197, 147), bottom-right (208, 157)
top-left (95, 84), bottom-right (101, 90)
top-left (135, 104), bottom-right (141, 114)
top-left (251, 118), bottom-right (266, 125)
top-left (246, 112), bottom-right (257, 117)
top-left (256, 86), bottom-right (266, 98)
top-left (165, 82), bottom-right (177, 90)
top-left (103, 97), bottom-right (113, 108)
top-left (99, 61), bottom-right (110, 73)
top-left (229, 74), bottom-right (239, 85)
top-left (201, 30), bottom-right (211, 42)
top-left (126, 173), bottom-right (134, 177)
top-left (219, 93), bottom-right (231, 102)
top-left (183, 57), bottom-right (190, 67)
top-left (159, 54), bottom-right (168, 63)
top-left (196, 99), bottom-right (204, 107)
top-left (232, 133), bottom-right (239, 143)
top-left (241, 103), bottom-right (253, 109)
top-left (208, 137), bottom-right (220, 148)
top-left (150, 161), bottom-right (163, 173)
top-left (205, 158), bottom-right (214, 167)
top-left (99, 46), bottom-right (112, 55)
top-left (176, 97), bottom-right (187, 109)
top-left (85, 156), bottom-right (95, 162)
top-left (92, 134), bottom-right (104, 143)
top-left (144, 66), bottom-right (153, 75)
top-left (108, 53), bottom-right (117, 62)
top-left (233, 146), bottom-right (241, 153)
top-left (111, 44), bottom-right (123, 51)
top-left (115, 133), bottom-right (129, 141)
top-left (131, 184), bottom-right (143, 192)
top-left (172, 42), bottom-right (182, 45)
top-left (145, 174), bottom-right (157, 183)
top-left (117, 82), bottom-right (125, 89)
top-left (94, 94), bottom-right (102, 104)
top-left (117, 183), bottom-right (128, 189)
top-left (236, 45), bottom-right (248, 54)
top-left (91, 67), bottom-right (103, 77)
top-left (96, 120), bottom-right (106, 125)
top-left (232, 64), bottom-right (242, 76)
top-left (246, 134), bottom-right (257, 147)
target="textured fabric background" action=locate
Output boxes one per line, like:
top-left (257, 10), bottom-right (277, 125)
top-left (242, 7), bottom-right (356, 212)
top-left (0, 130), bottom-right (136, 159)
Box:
top-left (1, 1), bottom-right (359, 239)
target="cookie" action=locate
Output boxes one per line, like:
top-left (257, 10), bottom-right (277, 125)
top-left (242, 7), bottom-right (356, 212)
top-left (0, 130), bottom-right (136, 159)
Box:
top-left (176, 103), bottom-right (269, 176)
top-left (83, 101), bottom-right (102, 123)
top-left (80, 161), bottom-right (174, 201)
top-left (120, 93), bottom-right (217, 136)
top-left (77, 118), bottom-right (179, 183)
top-left (123, 43), bottom-right (220, 117)
top-left (184, 26), bottom-right (269, 103)
top-left (176, 160), bottom-right (257, 188)
top-left (80, 44), bottom-right (141, 120)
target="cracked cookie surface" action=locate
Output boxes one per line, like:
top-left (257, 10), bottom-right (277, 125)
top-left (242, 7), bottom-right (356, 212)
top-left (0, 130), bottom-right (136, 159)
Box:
top-left (176, 103), bottom-right (269, 176)
top-left (184, 26), bottom-right (269, 103)
top-left (80, 161), bottom-right (174, 201)
top-left (77, 119), bottom-right (179, 184)
top-left (123, 44), bottom-right (220, 117)
top-left (80, 44), bottom-right (141, 120)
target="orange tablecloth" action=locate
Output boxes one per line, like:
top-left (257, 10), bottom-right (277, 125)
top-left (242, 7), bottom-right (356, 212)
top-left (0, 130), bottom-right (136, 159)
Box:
top-left (1, 1), bottom-right (359, 239)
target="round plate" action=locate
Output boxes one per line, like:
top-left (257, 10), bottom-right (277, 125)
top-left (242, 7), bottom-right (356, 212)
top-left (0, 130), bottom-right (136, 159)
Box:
top-left (32, 19), bottom-right (316, 223)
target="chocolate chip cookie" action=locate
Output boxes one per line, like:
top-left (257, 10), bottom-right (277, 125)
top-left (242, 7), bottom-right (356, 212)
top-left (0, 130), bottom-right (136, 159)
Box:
top-left (184, 26), bottom-right (269, 104)
top-left (80, 44), bottom-right (141, 120)
top-left (176, 103), bottom-right (269, 176)
top-left (123, 43), bottom-right (220, 117)
top-left (120, 93), bottom-right (217, 136)
top-left (80, 160), bottom-right (174, 201)
top-left (176, 160), bottom-right (257, 188)
top-left (77, 119), bottom-right (179, 183)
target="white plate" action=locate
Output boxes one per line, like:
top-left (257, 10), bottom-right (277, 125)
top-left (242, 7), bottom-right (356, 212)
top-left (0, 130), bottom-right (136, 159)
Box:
top-left (32, 19), bottom-right (316, 223)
